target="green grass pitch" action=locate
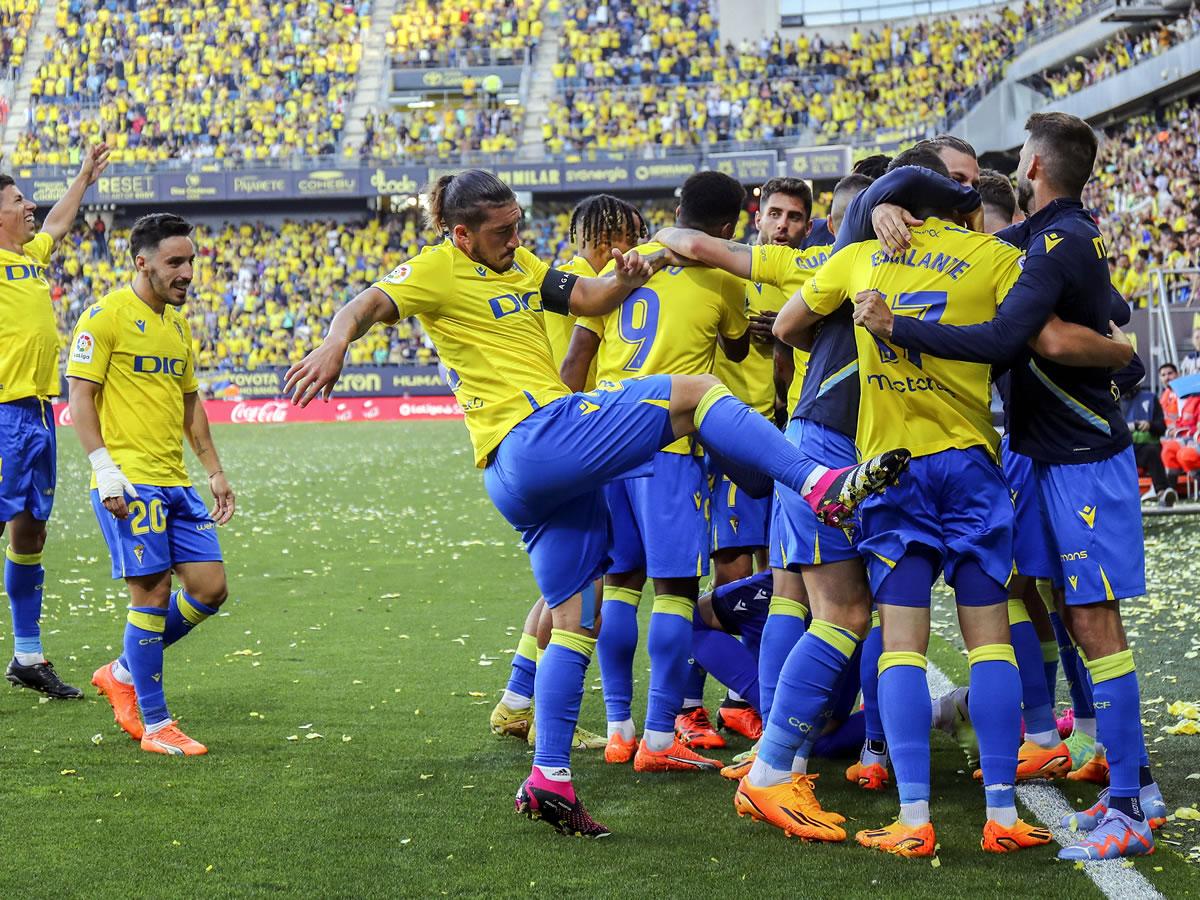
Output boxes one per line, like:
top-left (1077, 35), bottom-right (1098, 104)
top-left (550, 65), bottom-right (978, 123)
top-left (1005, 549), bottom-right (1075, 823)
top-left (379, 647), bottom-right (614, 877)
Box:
top-left (2, 421), bottom-right (1198, 897)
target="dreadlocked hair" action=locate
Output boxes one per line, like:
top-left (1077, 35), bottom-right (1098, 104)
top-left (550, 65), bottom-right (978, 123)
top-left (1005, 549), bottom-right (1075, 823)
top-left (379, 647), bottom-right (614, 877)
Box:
top-left (569, 194), bottom-right (647, 249)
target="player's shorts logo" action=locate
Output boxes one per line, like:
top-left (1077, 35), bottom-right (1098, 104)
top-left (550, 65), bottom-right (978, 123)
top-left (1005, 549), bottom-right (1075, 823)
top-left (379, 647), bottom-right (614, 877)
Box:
top-left (1076, 505), bottom-right (1097, 529)
top-left (133, 544), bottom-right (145, 563)
top-left (71, 332), bottom-right (95, 364)
top-left (1068, 574), bottom-right (1080, 591)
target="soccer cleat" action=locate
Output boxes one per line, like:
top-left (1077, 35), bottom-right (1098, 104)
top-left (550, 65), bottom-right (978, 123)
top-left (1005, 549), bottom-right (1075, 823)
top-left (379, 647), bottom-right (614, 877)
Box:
top-left (515, 778), bottom-right (611, 838)
top-left (675, 706), bottom-right (726, 750)
top-left (1063, 784), bottom-right (1169, 832)
top-left (846, 760), bottom-right (890, 791)
top-left (1066, 752), bottom-right (1110, 785)
top-left (975, 739), bottom-right (1071, 782)
top-left (804, 449), bottom-right (911, 528)
top-left (856, 820), bottom-right (938, 858)
top-left (733, 775), bottom-right (846, 842)
top-left (941, 688), bottom-right (980, 770)
top-left (604, 732), bottom-right (637, 764)
top-left (489, 700), bottom-right (532, 741)
top-left (981, 818), bottom-right (1053, 853)
top-left (1057, 808), bottom-right (1154, 861)
top-left (633, 737), bottom-right (722, 773)
top-left (92, 661), bottom-right (144, 740)
top-left (716, 702), bottom-right (763, 741)
top-left (796, 775), bottom-right (846, 824)
top-left (525, 717), bottom-right (608, 751)
top-left (721, 743), bottom-right (758, 780)
top-left (140, 722), bottom-right (207, 756)
top-left (6, 658), bottom-right (83, 699)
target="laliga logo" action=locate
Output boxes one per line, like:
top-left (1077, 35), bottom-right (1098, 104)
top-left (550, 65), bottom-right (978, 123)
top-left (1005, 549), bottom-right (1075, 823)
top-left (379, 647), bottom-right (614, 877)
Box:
top-left (362, 400), bottom-right (380, 420)
top-left (335, 402), bottom-right (353, 422)
top-left (230, 401), bottom-right (290, 424)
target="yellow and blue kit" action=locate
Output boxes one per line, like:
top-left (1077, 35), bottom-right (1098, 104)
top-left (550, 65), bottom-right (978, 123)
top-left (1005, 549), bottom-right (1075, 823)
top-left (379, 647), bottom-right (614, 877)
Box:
top-left (543, 254), bottom-right (597, 390)
top-left (66, 287), bottom-right (222, 579)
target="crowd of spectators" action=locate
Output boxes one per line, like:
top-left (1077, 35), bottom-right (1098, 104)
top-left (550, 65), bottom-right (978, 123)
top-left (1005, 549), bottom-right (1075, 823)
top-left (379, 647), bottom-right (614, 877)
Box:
top-left (358, 101), bottom-right (522, 162)
top-left (10, 0), bottom-right (368, 167)
top-left (1, 0), bottom-right (39, 82)
top-left (385, 0), bottom-right (545, 68)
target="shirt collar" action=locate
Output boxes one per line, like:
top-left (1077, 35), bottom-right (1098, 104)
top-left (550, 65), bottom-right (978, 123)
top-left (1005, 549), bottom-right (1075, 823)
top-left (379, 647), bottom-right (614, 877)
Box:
top-left (1025, 197), bottom-right (1085, 230)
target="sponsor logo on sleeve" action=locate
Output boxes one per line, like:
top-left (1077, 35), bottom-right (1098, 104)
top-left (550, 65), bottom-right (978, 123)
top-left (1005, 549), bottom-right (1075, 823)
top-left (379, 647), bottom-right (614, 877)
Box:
top-left (381, 264), bottom-right (411, 284)
top-left (71, 332), bottom-right (95, 364)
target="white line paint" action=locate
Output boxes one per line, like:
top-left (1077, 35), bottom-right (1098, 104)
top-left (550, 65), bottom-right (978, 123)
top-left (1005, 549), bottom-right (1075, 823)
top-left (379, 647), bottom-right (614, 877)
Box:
top-left (925, 659), bottom-right (1163, 900)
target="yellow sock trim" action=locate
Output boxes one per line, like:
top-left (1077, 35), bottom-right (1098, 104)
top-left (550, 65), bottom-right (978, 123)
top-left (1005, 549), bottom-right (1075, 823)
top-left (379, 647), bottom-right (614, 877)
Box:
top-left (549, 628), bottom-right (597, 659)
top-left (768, 595), bottom-right (808, 619)
top-left (809, 619), bottom-right (859, 659)
top-left (878, 650), bottom-right (926, 675)
top-left (1074, 643), bottom-right (1089, 666)
top-left (1035, 578), bottom-right (1056, 616)
top-left (127, 610), bottom-right (166, 633)
top-left (176, 593), bottom-right (211, 627)
top-left (967, 643), bottom-right (1017, 667)
top-left (603, 586), bottom-right (641, 608)
top-left (870, 609), bottom-right (881, 629)
top-left (652, 594), bottom-right (694, 621)
top-left (693, 383), bottom-right (733, 429)
top-left (1085, 649), bottom-right (1135, 684)
top-left (536, 647), bottom-right (545, 665)
top-left (515, 632), bottom-right (538, 662)
top-left (1006, 598), bottom-right (1032, 626)
top-left (5, 547), bottom-right (41, 566)
top-left (1041, 640), bottom-right (1059, 664)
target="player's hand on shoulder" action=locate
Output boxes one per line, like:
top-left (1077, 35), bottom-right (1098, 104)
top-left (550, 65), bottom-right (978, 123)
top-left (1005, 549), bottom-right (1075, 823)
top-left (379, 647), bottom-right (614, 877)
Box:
top-left (284, 338), bottom-right (346, 407)
top-left (852, 289), bottom-right (893, 339)
top-left (871, 204), bottom-right (922, 254)
top-left (208, 471), bottom-right (236, 525)
top-left (611, 247), bottom-right (653, 287)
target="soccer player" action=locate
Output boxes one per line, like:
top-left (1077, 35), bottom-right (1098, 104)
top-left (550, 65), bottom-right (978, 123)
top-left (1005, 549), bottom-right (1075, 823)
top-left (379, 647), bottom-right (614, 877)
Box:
top-left (856, 113), bottom-right (1167, 860)
top-left (285, 169), bottom-right (902, 837)
top-left (563, 171), bottom-right (751, 773)
top-left (490, 195), bottom-right (647, 752)
top-left (0, 144), bottom-right (110, 699)
top-left (67, 213), bottom-right (235, 756)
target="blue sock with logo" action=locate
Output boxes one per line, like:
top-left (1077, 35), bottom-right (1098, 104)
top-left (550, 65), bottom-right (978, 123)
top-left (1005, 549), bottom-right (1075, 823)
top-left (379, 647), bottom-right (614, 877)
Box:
top-left (758, 595), bottom-right (808, 721)
top-left (124, 606), bottom-right (169, 728)
top-left (596, 586), bottom-right (640, 725)
top-left (644, 595), bottom-right (695, 740)
top-left (505, 632), bottom-right (538, 703)
top-left (878, 652), bottom-right (931, 816)
top-left (683, 660), bottom-right (707, 706)
top-left (1007, 601), bottom-right (1057, 740)
top-left (860, 616), bottom-right (885, 746)
top-left (532, 629), bottom-right (595, 769)
top-left (759, 621), bottom-right (860, 771)
top-left (968, 644), bottom-right (1022, 796)
top-left (1087, 651), bottom-right (1145, 804)
top-left (691, 611), bottom-right (760, 710)
top-left (117, 590), bottom-right (219, 674)
top-left (5, 548), bottom-right (44, 663)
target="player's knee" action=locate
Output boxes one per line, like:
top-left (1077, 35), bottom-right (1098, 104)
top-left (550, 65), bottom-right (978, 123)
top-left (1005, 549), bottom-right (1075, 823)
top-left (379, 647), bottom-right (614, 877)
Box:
top-left (835, 603), bottom-right (871, 640)
top-left (8, 520), bottom-right (47, 555)
top-left (670, 373), bottom-right (720, 412)
top-left (192, 577), bottom-right (229, 609)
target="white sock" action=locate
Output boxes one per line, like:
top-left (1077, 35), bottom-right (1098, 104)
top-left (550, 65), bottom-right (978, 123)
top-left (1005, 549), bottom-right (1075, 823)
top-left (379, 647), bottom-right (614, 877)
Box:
top-left (15, 651), bottom-right (45, 666)
top-left (985, 785), bottom-right (1018, 826)
top-left (1073, 717), bottom-right (1097, 739)
top-left (607, 719), bottom-right (635, 741)
top-left (747, 755), bottom-right (791, 788)
top-left (111, 660), bottom-right (134, 685)
top-left (145, 718), bottom-right (172, 735)
top-left (898, 800), bottom-right (930, 826)
top-left (500, 690), bottom-right (531, 710)
top-left (860, 739), bottom-right (889, 767)
top-left (534, 764), bottom-right (572, 782)
top-left (643, 728), bottom-right (674, 752)
top-left (801, 465), bottom-right (829, 497)
top-left (682, 698), bottom-right (704, 709)
top-left (1025, 728), bottom-right (1060, 749)
top-left (791, 754), bottom-right (808, 775)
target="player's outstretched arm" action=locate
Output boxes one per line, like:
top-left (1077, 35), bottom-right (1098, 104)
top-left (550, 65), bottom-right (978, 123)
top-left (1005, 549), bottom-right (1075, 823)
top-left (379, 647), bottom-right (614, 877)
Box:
top-left (67, 376), bottom-right (138, 520)
top-left (563, 248), bottom-right (654, 318)
top-left (184, 392), bottom-right (235, 525)
top-left (285, 286), bottom-right (399, 406)
top-left (839, 166), bottom-right (981, 254)
top-left (1030, 316), bottom-right (1135, 369)
top-left (560, 326), bottom-right (601, 393)
top-left (772, 288), bottom-right (823, 350)
top-left (41, 144), bottom-right (110, 248)
top-left (652, 228), bottom-right (753, 279)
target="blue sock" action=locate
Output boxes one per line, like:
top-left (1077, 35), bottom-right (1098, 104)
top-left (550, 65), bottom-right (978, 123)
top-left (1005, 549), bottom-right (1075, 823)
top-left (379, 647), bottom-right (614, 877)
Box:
top-left (644, 595), bottom-right (695, 733)
top-left (1042, 638), bottom-right (1060, 705)
top-left (118, 590), bottom-right (219, 674)
top-left (878, 653), bottom-right (931, 805)
top-left (683, 660), bottom-right (707, 706)
top-left (1008, 603), bottom-right (1056, 737)
top-left (694, 388), bottom-right (820, 496)
top-left (759, 621), bottom-right (859, 771)
top-left (1087, 651), bottom-right (1145, 800)
top-left (532, 629), bottom-right (595, 769)
top-left (758, 595), bottom-right (808, 721)
top-left (124, 606), bottom-right (169, 727)
top-left (861, 616), bottom-right (885, 744)
top-left (1069, 648), bottom-right (1096, 719)
top-left (5, 547), bottom-right (44, 661)
top-left (505, 632), bottom-right (538, 701)
top-left (813, 710), bottom-right (866, 758)
top-left (968, 644), bottom-right (1022, 788)
top-left (831, 642), bottom-right (863, 721)
top-left (691, 612), bottom-right (760, 710)
top-left (596, 586), bottom-right (639, 724)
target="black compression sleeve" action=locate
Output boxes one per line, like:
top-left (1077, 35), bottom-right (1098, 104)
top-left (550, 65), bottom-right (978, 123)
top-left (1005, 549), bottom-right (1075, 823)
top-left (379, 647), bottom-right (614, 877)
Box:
top-left (540, 268), bottom-right (578, 315)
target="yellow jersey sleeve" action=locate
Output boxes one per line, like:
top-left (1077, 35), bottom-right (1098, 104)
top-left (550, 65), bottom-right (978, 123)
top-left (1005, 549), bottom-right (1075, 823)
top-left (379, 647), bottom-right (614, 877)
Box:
top-left (373, 249), bottom-right (449, 317)
top-left (748, 244), bottom-right (794, 292)
top-left (799, 245), bottom-right (855, 317)
top-left (992, 241), bottom-right (1025, 305)
top-left (180, 316), bottom-right (199, 394)
top-left (66, 303), bottom-right (117, 383)
top-left (515, 246), bottom-right (550, 284)
top-left (23, 232), bottom-right (53, 265)
top-left (574, 315), bottom-right (604, 336)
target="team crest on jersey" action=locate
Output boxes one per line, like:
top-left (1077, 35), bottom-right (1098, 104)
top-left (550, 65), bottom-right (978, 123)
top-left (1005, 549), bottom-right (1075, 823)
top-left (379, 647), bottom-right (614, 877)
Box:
top-left (133, 544), bottom-right (145, 563)
top-left (71, 332), bottom-right (94, 363)
top-left (380, 263), bottom-right (412, 284)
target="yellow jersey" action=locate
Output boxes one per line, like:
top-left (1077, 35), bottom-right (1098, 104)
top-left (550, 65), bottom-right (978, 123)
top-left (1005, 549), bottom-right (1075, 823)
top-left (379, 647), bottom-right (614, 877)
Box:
top-left (713, 277), bottom-right (779, 417)
top-left (544, 254), bottom-right (598, 390)
top-left (0, 233), bottom-right (59, 402)
top-left (800, 219), bottom-right (1023, 461)
top-left (66, 286), bottom-right (200, 486)
top-left (578, 240), bottom-right (747, 453)
top-left (372, 240), bottom-right (568, 467)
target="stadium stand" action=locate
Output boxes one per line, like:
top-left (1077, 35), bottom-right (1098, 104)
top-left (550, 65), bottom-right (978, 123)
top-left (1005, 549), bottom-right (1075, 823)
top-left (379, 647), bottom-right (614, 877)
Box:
top-left (10, 0), bottom-right (368, 167)
top-left (1, 0), bottom-right (39, 83)
top-left (358, 101), bottom-right (524, 162)
top-left (385, 0), bottom-right (545, 68)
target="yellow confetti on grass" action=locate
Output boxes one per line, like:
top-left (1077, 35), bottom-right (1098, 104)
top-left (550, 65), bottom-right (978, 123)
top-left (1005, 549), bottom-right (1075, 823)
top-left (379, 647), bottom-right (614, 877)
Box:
top-left (1174, 807), bottom-right (1200, 821)
top-left (1168, 700), bottom-right (1199, 719)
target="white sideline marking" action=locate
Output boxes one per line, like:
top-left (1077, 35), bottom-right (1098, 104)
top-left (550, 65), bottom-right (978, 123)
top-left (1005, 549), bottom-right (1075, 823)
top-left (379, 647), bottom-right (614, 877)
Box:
top-left (925, 660), bottom-right (1163, 900)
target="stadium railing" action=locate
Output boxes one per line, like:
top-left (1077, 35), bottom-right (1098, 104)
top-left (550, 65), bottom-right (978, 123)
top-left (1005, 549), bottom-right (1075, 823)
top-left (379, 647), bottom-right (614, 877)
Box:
top-left (1148, 267), bottom-right (1200, 392)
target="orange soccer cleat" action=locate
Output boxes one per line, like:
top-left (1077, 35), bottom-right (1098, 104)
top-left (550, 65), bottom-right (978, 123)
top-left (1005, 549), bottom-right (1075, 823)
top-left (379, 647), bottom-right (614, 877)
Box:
top-left (633, 737), bottom-right (722, 773)
top-left (846, 760), bottom-right (890, 791)
top-left (605, 732), bottom-right (638, 765)
top-left (716, 703), bottom-right (763, 741)
top-left (856, 820), bottom-right (938, 858)
top-left (974, 739), bottom-right (1072, 782)
top-left (981, 818), bottom-right (1054, 853)
top-left (675, 706), bottom-right (726, 750)
top-left (141, 722), bottom-right (208, 756)
top-left (92, 661), bottom-right (144, 740)
top-left (733, 774), bottom-right (846, 842)
top-left (1067, 754), bottom-right (1110, 785)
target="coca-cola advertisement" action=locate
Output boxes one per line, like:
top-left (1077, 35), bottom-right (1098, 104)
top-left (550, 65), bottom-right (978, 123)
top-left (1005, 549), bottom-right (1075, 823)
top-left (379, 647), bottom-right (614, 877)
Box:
top-left (53, 396), bottom-right (463, 427)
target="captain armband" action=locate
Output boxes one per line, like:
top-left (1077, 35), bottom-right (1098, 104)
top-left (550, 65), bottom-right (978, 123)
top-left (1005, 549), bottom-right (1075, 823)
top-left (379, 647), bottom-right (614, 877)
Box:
top-left (540, 268), bottom-right (578, 315)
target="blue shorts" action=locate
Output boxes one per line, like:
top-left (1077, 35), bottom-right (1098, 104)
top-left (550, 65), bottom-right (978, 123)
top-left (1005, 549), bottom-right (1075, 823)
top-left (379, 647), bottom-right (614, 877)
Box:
top-left (709, 571), bottom-right (772, 653)
top-left (1001, 434), bottom-right (1055, 578)
top-left (711, 466), bottom-right (770, 553)
top-left (0, 399), bottom-right (56, 522)
top-left (483, 375), bottom-right (676, 606)
top-left (769, 418), bottom-right (857, 570)
top-left (1033, 446), bottom-right (1145, 605)
top-left (605, 451), bottom-right (710, 579)
top-left (91, 485), bottom-right (223, 579)
top-left (858, 446), bottom-right (1013, 607)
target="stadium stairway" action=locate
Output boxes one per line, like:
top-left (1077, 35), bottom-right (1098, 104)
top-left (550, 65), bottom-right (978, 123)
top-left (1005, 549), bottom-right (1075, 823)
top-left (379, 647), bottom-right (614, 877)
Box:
top-left (0, 0), bottom-right (58, 159)
top-left (518, 22), bottom-right (564, 160)
top-left (341, 0), bottom-right (404, 161)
